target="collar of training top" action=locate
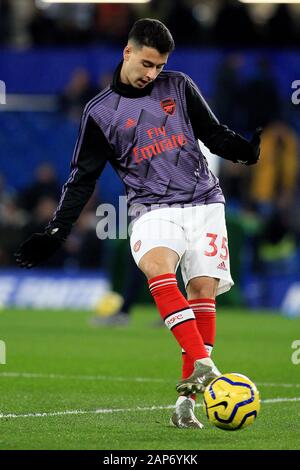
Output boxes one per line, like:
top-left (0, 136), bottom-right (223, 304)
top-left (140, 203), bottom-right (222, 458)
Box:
top-left (111, 61), bottom-right (154, 98)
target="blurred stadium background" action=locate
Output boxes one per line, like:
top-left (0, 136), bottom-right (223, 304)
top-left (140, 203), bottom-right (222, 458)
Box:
top-left (0, 0), bottom-right (300, 451)
top-left (1, 0), bottom-right (300, 314)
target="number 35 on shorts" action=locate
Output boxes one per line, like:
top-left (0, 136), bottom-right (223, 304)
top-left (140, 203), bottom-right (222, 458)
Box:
top-left (204, 233), bottom-right (229, 260)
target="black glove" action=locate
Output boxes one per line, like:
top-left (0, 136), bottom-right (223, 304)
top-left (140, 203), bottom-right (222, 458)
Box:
top-left (15, 229), bottom-right (63, 268)
top-left (237, 127), bottom-right (262, 165)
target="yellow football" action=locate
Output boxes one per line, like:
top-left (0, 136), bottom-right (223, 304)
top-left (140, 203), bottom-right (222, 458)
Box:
top-left (203, 373), bottom-right (260, 430)
top-left (94, 291), bottom-right (123, 317)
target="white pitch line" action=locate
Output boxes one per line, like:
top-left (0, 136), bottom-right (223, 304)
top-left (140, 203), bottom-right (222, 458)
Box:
top-left (1, 372), bottom-right (300, 389)
top-left (0, 405), bottom-right (175, 420)
top-left (257, 382), bottom-right (300, 388)
top-left (0, 398), bottom-right (299, 420)
top-left (0, 371), bottom-right (168, 383)
top-left (262, 397), bottom-right (300, 403)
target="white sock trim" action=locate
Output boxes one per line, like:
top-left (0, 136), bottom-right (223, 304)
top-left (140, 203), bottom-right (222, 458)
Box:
top-left (164, 308), bottom-right (195, 330)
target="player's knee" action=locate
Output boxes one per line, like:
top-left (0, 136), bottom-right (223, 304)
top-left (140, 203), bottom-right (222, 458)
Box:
top-left (138, 247), bottom-right (178, 279)
top-left (192, 287), bottom-right (215, 298)
top-left (187, 277), bottom-right (218, 299)
top-left (139, 258), bottom-right (174, 280)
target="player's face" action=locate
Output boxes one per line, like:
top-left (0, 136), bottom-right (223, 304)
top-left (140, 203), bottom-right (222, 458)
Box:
top-left (121, 44), bottom-right (169, 89)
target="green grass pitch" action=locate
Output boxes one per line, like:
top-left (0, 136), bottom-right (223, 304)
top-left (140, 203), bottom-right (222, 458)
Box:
top-left (0, 305), bottom-right (300, 450)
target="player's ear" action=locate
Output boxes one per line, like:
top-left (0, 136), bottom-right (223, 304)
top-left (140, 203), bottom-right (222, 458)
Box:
top-left (123, 45), bottom-right (131, 62)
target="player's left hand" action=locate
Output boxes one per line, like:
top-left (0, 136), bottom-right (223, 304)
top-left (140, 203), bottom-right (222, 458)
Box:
top-left (237, 127), bottom-right (262, 165)
top-left (15, 232), bottom-right (62, 268)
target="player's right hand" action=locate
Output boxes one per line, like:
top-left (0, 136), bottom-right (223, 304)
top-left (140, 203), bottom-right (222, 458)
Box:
top-left (236, 127), bottom-right (263, 166)
top-left (15, 232), bottom-right (62, 268)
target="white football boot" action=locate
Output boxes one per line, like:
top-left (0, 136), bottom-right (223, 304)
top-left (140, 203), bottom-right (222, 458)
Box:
top-left (176, 357), bottom-right (221, 396)
top-left (170, 396), bottom-right (204, 429)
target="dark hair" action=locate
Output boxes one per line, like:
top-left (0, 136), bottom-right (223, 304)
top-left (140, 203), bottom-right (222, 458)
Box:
top-left (128, 18), bottom-right (175, 54)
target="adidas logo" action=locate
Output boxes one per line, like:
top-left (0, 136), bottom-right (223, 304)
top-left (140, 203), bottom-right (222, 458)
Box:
top-left (217, 261), bottom-right (228, 271)
top-left (125, 118), bottom-right (137, 129)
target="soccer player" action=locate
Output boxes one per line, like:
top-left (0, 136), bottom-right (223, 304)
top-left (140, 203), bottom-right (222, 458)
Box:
top-left (15, 19), bottom-right (261, 429)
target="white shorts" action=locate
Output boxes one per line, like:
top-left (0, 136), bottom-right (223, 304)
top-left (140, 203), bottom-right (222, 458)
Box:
top-left (130, 204), bottom-right (234, 296)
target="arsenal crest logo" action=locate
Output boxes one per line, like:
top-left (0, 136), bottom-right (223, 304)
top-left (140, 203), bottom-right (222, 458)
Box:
top-left (133, 240), bottom-right (142, 252)
top-left (160, 98), bottom-right (176, 116)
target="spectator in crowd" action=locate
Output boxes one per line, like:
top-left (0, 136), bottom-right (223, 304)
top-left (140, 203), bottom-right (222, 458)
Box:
top-left (0, 200), bottom-right (25, 266)
top-left (214, 54), bottom-right (244, 131)
top-left (22, 196), bottom-right (65, 268)
top-left (252, 199), bottom-right (299, 277)
top-left (215, 54), bottom-right (282, 213)
top-left (94, 3), bottom-right (136, 44)
top-left (266, 4), bottom-right (297, 47)
top-left (213, 0), bottom-right (257, 46)
top-left (0, 181), bottom-right (27, 266)
top-left (0, 174), bottom-right (15, 209)
top-left (0, 0), bottom-right (12, 45)
top-left (244, 58), bottom-right (281, 132)
top-left (166, 0), bottom-right (204, 44)
top-left (249, 121), bottom-right (299, 275)
top-left (63, 192), bottom-right (104, 270)
top-left (28, 8), bottom-right (58, 46)
top-left (250, 121), bottom-right (298, 215)
top-left (59, 68), bottom-right (98, 122)
top-left (18, 162), bottom-right (61, 212)
top-left (5, 0), bottom-right (300, 47)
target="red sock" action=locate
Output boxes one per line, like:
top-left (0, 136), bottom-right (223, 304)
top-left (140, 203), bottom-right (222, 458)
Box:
top-left (181, 349), bottom-right (194, 378)
top-left (181, 350), bottom-right (196, 401)
top-left (181, 298), bottom-right (216, 401)
top-left (189, 298), bottom-right (216, 355)
top-left (148, 274), bottom-right (208, 362)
